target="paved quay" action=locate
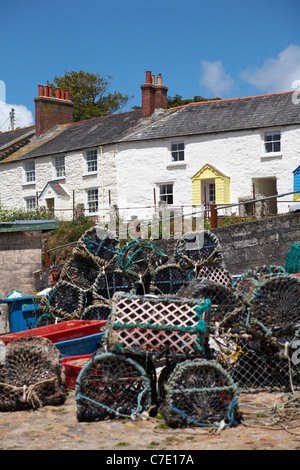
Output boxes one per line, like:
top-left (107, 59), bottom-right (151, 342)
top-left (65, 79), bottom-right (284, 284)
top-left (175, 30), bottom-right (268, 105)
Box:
top-left (0, 389), bottom-right (299, 451)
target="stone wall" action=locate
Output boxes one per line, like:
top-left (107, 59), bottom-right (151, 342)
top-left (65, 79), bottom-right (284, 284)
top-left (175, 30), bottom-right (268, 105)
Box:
top-left (155, 213), bottom-right (300, 275)
top-left (211, 212), bottom-right (300, 274)
top-left (0, 231), bottom-right (43, 298)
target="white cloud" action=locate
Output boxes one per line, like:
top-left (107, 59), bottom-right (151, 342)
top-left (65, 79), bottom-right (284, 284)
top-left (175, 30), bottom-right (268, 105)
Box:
top-left (199, 60), bottom-right (235, 97)
top-left (241, 44), bottom-right (300, 93)
top-left (0, 102), bottom-right (33, 132)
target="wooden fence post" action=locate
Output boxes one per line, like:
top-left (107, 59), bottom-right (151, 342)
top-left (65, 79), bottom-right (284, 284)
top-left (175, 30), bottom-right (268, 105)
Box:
top-left (44, 248), bottom-right (50, 268)
top-left (211, 204), bottom-right (218, 228)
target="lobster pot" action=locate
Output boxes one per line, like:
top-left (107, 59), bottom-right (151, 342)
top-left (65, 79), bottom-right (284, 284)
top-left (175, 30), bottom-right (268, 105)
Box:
top-left (248, 274), bottom-right (300, 336)
top-left (60, 253), bottom-right (102, 291)
top-left (151, 264), bottom-right (189, 295)
top-left (81, 301), bottom-right (111, 321)
top-left (93, 269), bottom-right (133, 301)
top-left (76, 352), bottom-right (156, 422)
top-left (234, 265), bottom-right (286, 297)
top-left (119, 239), bottom-right (168, 277)
top-left (195, 266), bottom-right (232, 286)
top-left (175, 231), bottom-right (224, 269)
top-left (75, 227), bottom-right (119, 268)
top-left (178, 280), bottom-right (246, 329)
top-left (162, 359), bottom-right (239, 428)
top-left (285, 243), bottom-right (300, 274)
top-left (228, 335), bottom-right (300, 392)
top-left (0, 336), bottom-right (67, 411)
top-left (39, 280), bottom-right (85, 321)
top-left (106, 293), bottom-right (211, 358)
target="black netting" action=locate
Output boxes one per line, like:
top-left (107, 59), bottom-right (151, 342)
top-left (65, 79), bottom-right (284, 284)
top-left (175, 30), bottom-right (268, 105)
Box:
top-left (229, 335), bottom-right (299, 392)
top-left (248, 274), bottom-right (300, 331)
top-left (76, 227), bottom-right (119, 267)
top-left (0, 336), bottom-right (67, 411)
top-left (151, 264), bottom-right (189, 295)
top-left (175, 231), bottom-right (224, 269)
top-left (93, 270), bottom-right (133, 300)
top-left (119, 239), bottom-right (168, 276)
top-left (81, 302), bottom-right (111, 321)
top-left (234, 265), bottom-right (286, 297)
top-left (39, 280), bottom-right (85, 321)
top-left (178, 279), bottom-right (246, 328)
top-left (76, 352), bottom-right (155, 422)
top-left (161, 359), bottom-right (239, 428)
top-left (60, 253), bottom-right (101, 290)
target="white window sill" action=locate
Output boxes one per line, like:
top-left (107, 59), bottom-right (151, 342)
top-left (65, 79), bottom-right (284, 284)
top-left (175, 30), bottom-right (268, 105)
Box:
top-left (261, 153), bottom-right (282, 159)
top-left (83, 172), bottom-right (98, 177)
top-left (22, 182), bottom-right (36, 186)
top-left (53, 176), bottom-right (66, 181)
top-left (86, 212), bottom-right (99, 217)
top-left (166, 162), bottom-right (186, 169)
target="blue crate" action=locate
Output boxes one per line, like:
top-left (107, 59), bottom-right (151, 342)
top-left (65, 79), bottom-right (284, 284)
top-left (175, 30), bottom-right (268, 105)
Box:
top-left (54, 331), bottom-right (105, 357)
top-left (0, 296), bottom-right (41, 333)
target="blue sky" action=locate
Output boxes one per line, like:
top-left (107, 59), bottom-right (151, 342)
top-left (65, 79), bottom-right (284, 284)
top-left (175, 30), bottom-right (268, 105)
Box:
top-left (1, 0), bottom-right (300, 131)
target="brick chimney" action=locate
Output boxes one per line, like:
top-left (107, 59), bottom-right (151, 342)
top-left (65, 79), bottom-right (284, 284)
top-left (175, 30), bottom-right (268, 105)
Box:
top-left (34, 85), bottom-right (73, 137)
top-left (141, 71), bottom-right (168, 118)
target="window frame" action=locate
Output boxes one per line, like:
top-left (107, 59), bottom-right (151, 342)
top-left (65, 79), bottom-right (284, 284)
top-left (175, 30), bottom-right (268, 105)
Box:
top-left (54, 155), bottom-right (66, 179)
top-left (170, 141), bottom-right (185, 163)
top-left (86, 188), bottom-right (99, 215)
top-left (85, 148), bottom-right (98, 175)
top-left (24, 160), bottom-right (35, 185)
top-left (262, 130), bottom-right (282, 156)
top-left (24, 196), bottom-right (36, 211)
top-left (159, 183), bottom-right (174, 205)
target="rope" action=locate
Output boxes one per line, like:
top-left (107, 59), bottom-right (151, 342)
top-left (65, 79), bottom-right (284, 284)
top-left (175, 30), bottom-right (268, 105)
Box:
top-left (0, 376), bottom-right (58, 409)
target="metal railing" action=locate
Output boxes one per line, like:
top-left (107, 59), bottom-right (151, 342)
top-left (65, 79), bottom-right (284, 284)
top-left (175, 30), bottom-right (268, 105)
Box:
top-left (44, 190), bottom-right (300, 267)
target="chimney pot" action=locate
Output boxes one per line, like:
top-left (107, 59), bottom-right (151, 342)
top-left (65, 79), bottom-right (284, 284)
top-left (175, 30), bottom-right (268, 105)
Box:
top-left (145, 71), bottom-right (152, 84)
top-left (157, 74), bottom-right (162, 85)
top-left (35, 84), bottom-right (73, 137)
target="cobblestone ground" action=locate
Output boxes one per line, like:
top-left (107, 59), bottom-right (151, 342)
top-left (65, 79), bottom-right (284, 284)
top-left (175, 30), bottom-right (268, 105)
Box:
top-left (0, 390), bottom-right (299, 451)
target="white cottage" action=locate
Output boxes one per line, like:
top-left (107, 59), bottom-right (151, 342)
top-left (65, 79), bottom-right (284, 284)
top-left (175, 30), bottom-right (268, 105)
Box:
top-left (0, 71), bottom-right (300, 226)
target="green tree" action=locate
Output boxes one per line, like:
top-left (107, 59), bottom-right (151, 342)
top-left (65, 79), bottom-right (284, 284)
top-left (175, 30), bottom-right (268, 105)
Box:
top-left (47, 70), bottom-right (133, 122)
top-left (167, 94), bottom-right (221, 108)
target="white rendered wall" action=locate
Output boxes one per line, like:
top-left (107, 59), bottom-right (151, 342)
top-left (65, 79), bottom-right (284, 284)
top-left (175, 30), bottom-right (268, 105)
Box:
top-left (0, 125), bottom-right (299, 223)
top-left (0, 146), bottom-right (117, 221)
top-left (115, 125), bottom-right (300, 221)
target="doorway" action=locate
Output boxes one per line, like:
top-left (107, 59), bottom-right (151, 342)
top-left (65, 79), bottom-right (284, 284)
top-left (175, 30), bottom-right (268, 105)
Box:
top-left (252, 177), bottom-right (277, 215)
top-left (46, 198), bottom-right (55, 217)
top-left (201, 179), bottom-right (215, 208)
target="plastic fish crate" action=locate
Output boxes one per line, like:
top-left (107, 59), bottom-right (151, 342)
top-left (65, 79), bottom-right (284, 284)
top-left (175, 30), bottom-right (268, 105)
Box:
top-left (0, 320), bottom-right (106, 345)
top-left (63, 354), bottom-right (92, 389)
top-left (0, 295), bottom-right (41, 333)
top-left (55, 332), bottom-right (105, 357)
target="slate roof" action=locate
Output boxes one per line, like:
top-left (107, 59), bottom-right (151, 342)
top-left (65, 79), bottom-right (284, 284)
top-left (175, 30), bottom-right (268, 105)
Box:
top-left (121, 91), bottom-right (300, 142)
top-left (0, 91), bottom-right (299, 165)
top-left (39, 181), bottom-right (69, 199)
top-left (0, 126), bottom-right (35, 160)
top-left (0, 126), bottom-right (35, 147)
top-left (0, 110), bottom-right (143, 163)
